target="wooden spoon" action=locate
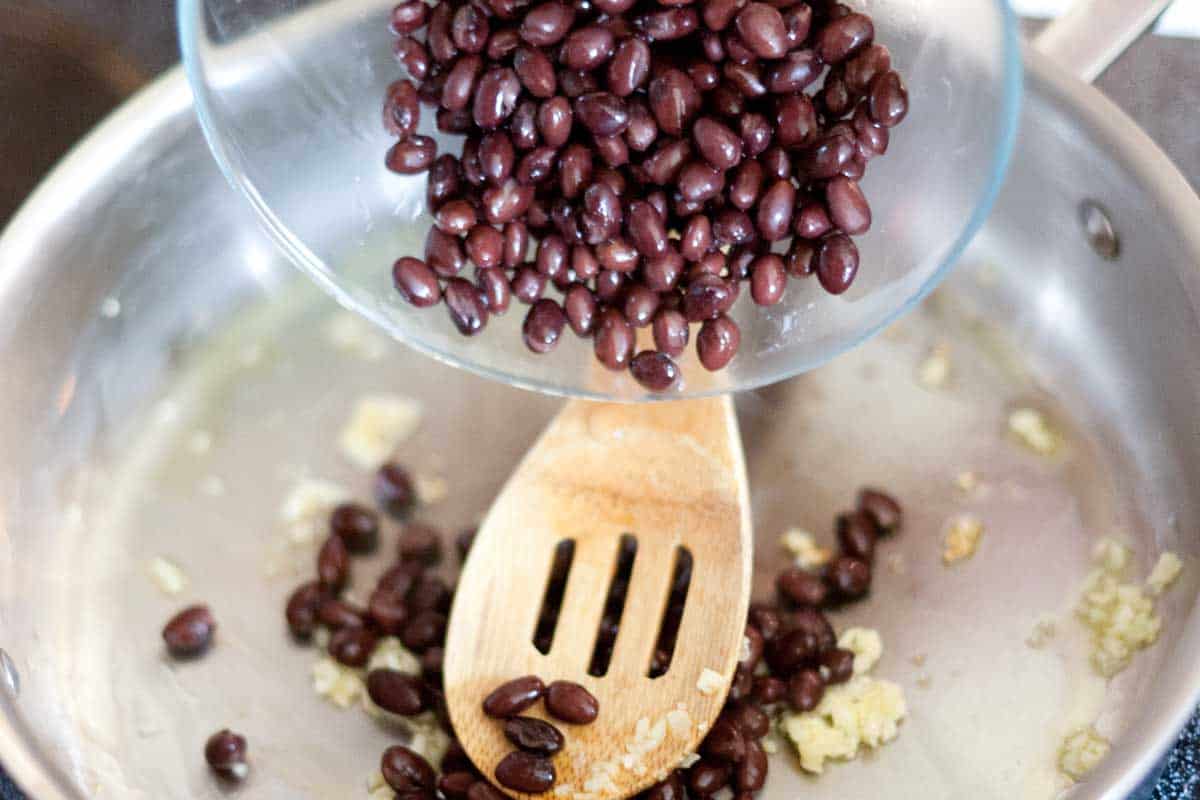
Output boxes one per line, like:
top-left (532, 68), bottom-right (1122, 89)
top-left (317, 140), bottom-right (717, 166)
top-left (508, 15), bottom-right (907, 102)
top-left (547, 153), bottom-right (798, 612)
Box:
top-left (444, 395), bottom-right (752, 799)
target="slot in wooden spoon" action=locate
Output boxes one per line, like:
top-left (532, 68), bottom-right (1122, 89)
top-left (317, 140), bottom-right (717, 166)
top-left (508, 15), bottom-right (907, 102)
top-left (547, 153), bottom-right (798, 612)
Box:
top-left (445, 395), bottom-right (752, 799)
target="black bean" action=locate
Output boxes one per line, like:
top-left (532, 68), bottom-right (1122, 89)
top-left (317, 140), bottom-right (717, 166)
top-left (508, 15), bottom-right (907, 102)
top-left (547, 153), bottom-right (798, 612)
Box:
top-left (318, 598), bottom-right (366, 630)
top-left (702, 715), bottom-right (746, 762)
top-left (482, 179), bottom-right (535, 224)
top-left (435, 199), bottom-right (477, 235)
top-left (452, 4), bottom-right (491, 53)
top-left (748, 603), bottom-right (782, 640)
top-left (652, 309), bottom-right (690, 358)
top-left (439, 772), bottom-right (477, 800)
top-left (648, 69), bottom-right (701, 137)
top-left (401, 610), bottom-right (447, 651)
top-left (329, 626), bottom-right (377, 667)
top-left (788, 668), bottom-right (825, 712)
top-left (694, 117), bottom-right (743, 171)
top-left (285, 581), bottom-right (326, 639)
top-left (316, 534), bottom-right (349, 590)
top-left (483, 675), bottom-right (546, 718)
top-left (522, 298), bottom-right (567, 353)
top-left (767, 50), bottom-right (820, 94)
top-left (845, 42), bottom-right (891, 93)
top-left (486, 27), bottom-right (522, 61)
top-left (514, 47), bottom-right (557, 98)
top-left (383, 79), bottom-right (421, 139)
top-left (688, 759), bottom-right (732, 796)
top-left (427, 3), bottom-right (458, 63)
top-left (631, 351), bottom-right (680, 392)
top-left (376, 462), bottom-right (416, 517)
top-left (504, 716), bottom-right (566, 754)
top-left (163, 605), bottom-right (215, 658)
top-left (205, 729), bottom-right (248, 780)
top-left (790, 607), bottom-right (837, 652)
top-left (495, 751), bottom-right (556, 793)
top-left (391, 0), bottom-right (429, 33)
top-left (474, 67), bottom-right (522, 129)
top-left (392, 257), bottom-right (442, 308)
top-left (869, 69), bottom-right (908, 127)
top-left (736, 739), bottom-right (768, 791)
top-left (366, 587), bottom-right (409, 634)
top-left (777, 566), bottom-right (828, 607)
top-left (753, 674), bottom-right (787, 704)
top-left (382, 745), bottom-right (436, 792)
top-left (697, 314), bottom-right (740, 370)
top-left (818, 12), bottom-right (873, 64)
top-left (815, 233), bottom-right (859, 294)
top-left (734, 3), bottom-right (787, 58)
top-left (836, 509), bottom-right (880, 561)
top-left (394, 36), bottom-right (431, 82)
top-left (782, 2), bottom-right (811, 46)
top-left (820, 647), bottom-right (856, 684)
top-left (645, 771), bottom-right (687, 800)
top-left (825, 555), bottom-right (871, 599)
top-left (561, 25), bottom-right (616, 70)
top-left (386, 136), bottom-right (437, 174)
top-left (545, 680), bottom-right (599, 724)
top-left (368, 669), bottom-right (428, 716)
top-left (444, 276), bottom-right (490, 334)
top-left (857, 487), bottom-right (902, 533)
top-left (775, 93), bottom-right (818, 148)
top-left (729, 701), bottom-right (770, 738)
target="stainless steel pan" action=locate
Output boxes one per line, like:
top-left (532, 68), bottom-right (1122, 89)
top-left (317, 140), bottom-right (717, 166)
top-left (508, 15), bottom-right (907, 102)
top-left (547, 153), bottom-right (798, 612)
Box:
top-left (1, 2), bottom-right (1199, 798)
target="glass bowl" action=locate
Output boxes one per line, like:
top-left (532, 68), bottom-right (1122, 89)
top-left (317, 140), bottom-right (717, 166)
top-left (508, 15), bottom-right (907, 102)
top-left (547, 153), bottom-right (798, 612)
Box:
top-left (179, 0), bottom-right (1020, 400)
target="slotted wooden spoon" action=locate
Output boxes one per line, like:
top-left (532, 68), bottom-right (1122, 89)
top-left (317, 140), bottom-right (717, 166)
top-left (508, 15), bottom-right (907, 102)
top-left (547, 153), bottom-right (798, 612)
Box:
top-left (444, 395), bottom-right (752, 799)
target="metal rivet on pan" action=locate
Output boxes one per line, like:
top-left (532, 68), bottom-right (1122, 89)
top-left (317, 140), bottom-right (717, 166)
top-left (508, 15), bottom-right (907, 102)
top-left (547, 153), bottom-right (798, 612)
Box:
top-left (1079, 200), bottom-right (1120, 260)
top-left (0, 648), bottom-right (18, 698)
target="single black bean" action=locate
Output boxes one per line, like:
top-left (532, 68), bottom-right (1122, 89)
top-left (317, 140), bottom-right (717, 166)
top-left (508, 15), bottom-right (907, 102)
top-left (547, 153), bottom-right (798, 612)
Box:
top-left (775, 92), bottom-right (817, 148)
top-left (785, 239), bottom-right (815, 277)
top-left (702, 716), bottom-right (746, 762)
top-left (435, 199), bottom-right (477, 235)
top-left (750, 254), bottom-right (787, 306)
top-left (688, 58), bottom-right (721, 91)
top-left (791, 607), bottom-right (837, 652)
top-left (317, 534), bottom-right (349, 590)
top-left (821, 647), bottom-right (856, 684)
top-left (318, 598), bottom-right (366, 630)
top-left (442, 54), bottom-right (482, 111)
top-left (495, 751), bottom-right (556, 793)
top-left (451, 4), bottom-right (490, 53)
top-left (678, 162), bottom-right (725, 204)
top-left (519, 1), bottom-right (575, 46)
top-left (393, 257), bottom-right (442, 308)
top-left (401, 610), bottom-right (447, 651)
top-left (285, 581), bottom-right (326, 639)
top-left (427, 2), bottom-right (457, 62)
top-left (399, 523), bottom-right (444, 566)
top-left (205, 729), bottom-right (248, 780)
top-left (766, 628), bottom-right (818, 675)
top-left (631, 351), bottom-right (680, 392)
top-left (845, 42), bottom-right (891, 93)
top-left (852, 101), bottom-right (889, 159)
top-left (483, 675), bottom-right (546, 718)
top-left (728, 159), bottom-right (764, 210)
top-left (702, 0), bottom-right (745, 30)
top-left (479, 132), bottom-right (516, 185)
top-left (474, 67), bottom-right (522, 129)
top-left (511, 266), bottom-right (548, 303)
top-left (825, 554), bottom-right (871, 598)
top-left (697, 314), bottom-right (740, 370)
top-left (439, 772), bottom-right (476, 800)
top-left (648, 69), bottom-right (701, 137)
top-left (815, 233), bottom-right (859, 294)
top-left (393, 36), bottom-right (431, 82)
top-left (486, 27), bottom-right (522, 60)
top-left (545, 680), bottom-right (600, 724)
top-left (426, 154), bottom-right (461, 211)
top-left (788, 669), bottom-right (825, 711)
top-left (563, 284), bottom-right (598, 335)
top-left (383, 79), bottom-right (420, 139)
top-left (522, 298), bottom-right (567, 353)
top-left (837, 509), bottom-right (880, 561)
top-left (793, 200), bottom-right (832, 239)
top-left (477, 267), bottom-right (512, 314)
top-left (561, 25), bottom-right (615, 70)
top-left (756, 179), bottom-right (795, 241)
top-left (163, 605), bottom-right (215, 658)
top-left (329, 626), bottom-right (377, 667)
top-left (572, 244), bottom-right (601, 280)
top-left (367, 586), bottom-right (409, 634)
top-left (693, 117), bottom-right (743, 171)
top-left (738, 114), bottom-right (772, 159)
top-left (642, 138), bottom-right (692, 184)
top-left (782, 3), bottom-right (812, 47)
top-left (736, 739), bottom-right (768, 791)
top-left (766, 50), bottom-right (820, 94)
top-left (723, 31), bottom-right (757, 64)
top-left (375, 462), bottom-right (415, 518)
top-left (682, 274), bottom-right (733, 322)
top-left (729, 701), bottom-right (770, 738)
top-left (329, 502), bottom-right (379, 553)
top-left (701, 29), bottom-right (726, 60)
top-left (712, 207), bottom-right (756, 245)
top-left (390, 0), bottom-right (429, 33)
top-left (382, 745), bottom-right (436, 792)
top-left (514, 47), bottom-right (557, 98)
top-left (652, 309), bottom-right (689, 358)
top-left (868, 69), bottom-right (908, 127)
top-left (533, 96), bottom-right (572, 148)
top-left (558, 67), bottom-right (600, 97)
top-left (817, 12), bottom-right (873, 63)
top-left (465, 225), bottom-right (504, 270)
top-left (573, 92), bottom-right (630, 137)
top-left (748, 603), bottom-right (782, 640)
top-left (623, 284), bottom-right (661, 328)
top-left (688, 760), bottom-right (732, 796)
top-left (505, 716), bottom-right (565, 754)
top-left (503, 221), bottom-right (529, 267)
top-left (482, 179), bottom-right (534, 224)
top-left (753, 674), bottom-right (787, 704)
top-left (857, 487), bottom-right (903, 532)
top-left (386, 136), bottom-right (437, 174)
top-left (759, 145), bottom-right (791, 180)
top-left (708, 81), bottom-right (745, 118)
top-left (820, 66), bottom-right (856, 117)
top-left (634, 7), bottom-right (699, 40)
top-left (777, 566), bottom-right (828, 607)
top-left (444, 277), bottom-right (490, 334)
top-left (425, 226), bottom-right (465, 277)
top-left (368, 669), bottom-right (428, 716)
top-left (735, 3), bottom-right (787, 58)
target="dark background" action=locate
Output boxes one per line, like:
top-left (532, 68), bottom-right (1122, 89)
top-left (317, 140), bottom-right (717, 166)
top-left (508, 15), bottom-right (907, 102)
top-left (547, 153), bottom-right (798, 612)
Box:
top-left (1, 1), bottom-right (1198, 796)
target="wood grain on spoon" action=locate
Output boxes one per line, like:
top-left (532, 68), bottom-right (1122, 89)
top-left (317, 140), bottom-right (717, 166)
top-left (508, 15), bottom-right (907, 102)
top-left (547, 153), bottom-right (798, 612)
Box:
top-left (445, 396), bottom-right (752, 798)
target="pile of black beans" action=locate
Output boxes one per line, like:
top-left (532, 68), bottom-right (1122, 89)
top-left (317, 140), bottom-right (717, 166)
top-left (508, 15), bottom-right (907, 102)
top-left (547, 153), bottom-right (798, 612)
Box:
top-left (480, 675), bottom-right (600, 792)
top-left (279, 466), bottom-right (901, 798)
top-left (637, 486), bottom-right (903, 800)
top-left (382, 0), bottom-right (908, 391)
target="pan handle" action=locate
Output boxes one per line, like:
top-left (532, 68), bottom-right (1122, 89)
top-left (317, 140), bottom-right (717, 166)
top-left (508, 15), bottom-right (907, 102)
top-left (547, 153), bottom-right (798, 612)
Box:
top-left (1032, 0), bottom-right (1173, 83)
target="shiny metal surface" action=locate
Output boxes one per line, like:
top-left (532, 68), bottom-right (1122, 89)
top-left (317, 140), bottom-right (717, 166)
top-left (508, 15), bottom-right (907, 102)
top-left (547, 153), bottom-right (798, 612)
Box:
top-left (1, 46), bottom-right (1200, 800)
